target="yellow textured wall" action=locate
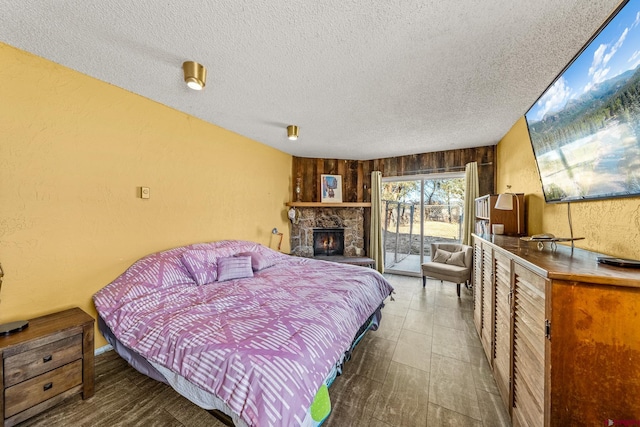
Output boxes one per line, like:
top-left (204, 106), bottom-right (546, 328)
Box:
top-left (497, 117), bottom-right (640, 259)
top-left (0, 43), bottom-right (292, 347)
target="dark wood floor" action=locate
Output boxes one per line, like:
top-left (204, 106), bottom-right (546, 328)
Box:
top-left (19, 274), bottom-right (510, 427)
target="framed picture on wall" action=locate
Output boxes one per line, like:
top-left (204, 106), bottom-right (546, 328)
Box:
top-left (321, 174), bottom-right (342, 203)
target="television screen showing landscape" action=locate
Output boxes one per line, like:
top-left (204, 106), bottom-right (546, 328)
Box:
top-left (525, 0), bottom-right (640, 203)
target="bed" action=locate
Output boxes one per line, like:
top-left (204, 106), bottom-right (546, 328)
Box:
top-left (93, 240), bottom-right (394, 427)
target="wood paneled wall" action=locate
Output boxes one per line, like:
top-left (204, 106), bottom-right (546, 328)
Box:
top-left (292, 146), bottom-right (496, 202)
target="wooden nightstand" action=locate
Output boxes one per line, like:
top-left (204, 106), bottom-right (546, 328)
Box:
top-left (0, 307), bottom-right (94, 427)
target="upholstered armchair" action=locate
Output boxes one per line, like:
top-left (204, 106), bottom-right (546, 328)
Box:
top-left (421, 242), bottom-right (473, 297)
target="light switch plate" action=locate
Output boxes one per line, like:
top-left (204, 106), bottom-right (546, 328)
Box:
top-left (141, 187), bottom-right (150, 199)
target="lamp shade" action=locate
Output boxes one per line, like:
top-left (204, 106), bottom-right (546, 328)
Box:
top-left (495, 193), bottom-right (514, 210)
top-left (183, 61), bottom-right (206, 90)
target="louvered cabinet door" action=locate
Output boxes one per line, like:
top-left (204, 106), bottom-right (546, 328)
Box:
top-left (480, 243), bottom-right (494, 362)
top-left (473, 239), bottom-right (483, 335)
top-left (493, 251), bottom-right (512, 410)
top-left (512, 263), bottom-right (548, 427)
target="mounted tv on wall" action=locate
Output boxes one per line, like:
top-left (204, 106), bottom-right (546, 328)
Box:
top-left (525, 0), bottom-right (640, 203)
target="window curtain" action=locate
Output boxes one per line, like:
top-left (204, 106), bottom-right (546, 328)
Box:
top-left (369, 171), bottom-right (384, 273)
top-left (462, 162), bottom-right (479, 245)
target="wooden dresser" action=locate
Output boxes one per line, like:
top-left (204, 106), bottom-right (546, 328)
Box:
top-left (472, 234), bottom-right (640, 426)
top-left (0, 307), bottom-right (94, 427)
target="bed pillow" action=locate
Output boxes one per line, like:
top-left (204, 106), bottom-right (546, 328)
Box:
top-left (432, 248), bottom-right (452, 264)
top-left (180, 249), bottom-right (218, 285)
top-left (446, 251), bottom-right (466, 267)
top-left (235, 251), bottom-right (276, 271)
top-left (217, 256), bottom-right (254, 282)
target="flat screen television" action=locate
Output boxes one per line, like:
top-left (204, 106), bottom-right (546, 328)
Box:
top-left (525, 0), bottom-right (640, 203)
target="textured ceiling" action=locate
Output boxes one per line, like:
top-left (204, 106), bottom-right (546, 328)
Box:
top-left (0, 0), bottom-right (622, 160)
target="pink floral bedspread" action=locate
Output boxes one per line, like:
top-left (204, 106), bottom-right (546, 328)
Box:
top-left (93, 240), bottom-right (393, 427)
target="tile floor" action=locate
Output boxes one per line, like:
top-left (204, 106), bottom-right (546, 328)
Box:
top-left (323, 273), bottom-right (511, 426)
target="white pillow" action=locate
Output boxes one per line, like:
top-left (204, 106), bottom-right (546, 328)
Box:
top-left (446, 251), bottom-right (466, 267)
top-left (432, 248), bottom-right (452, 263)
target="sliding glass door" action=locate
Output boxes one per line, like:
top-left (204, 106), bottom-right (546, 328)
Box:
top-left (382, 173), bottom-right (465, 275)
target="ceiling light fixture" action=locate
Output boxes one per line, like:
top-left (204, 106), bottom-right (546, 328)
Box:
top-left (287, 125), bottom-right (299, 140)
top-left (182, 61), bottom-right (206, 90)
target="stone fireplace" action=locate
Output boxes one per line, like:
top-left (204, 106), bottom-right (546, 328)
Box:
top-left (313, 228), bottom-right (344, 256)
top-left (289, 207), bottom-right (365, 257)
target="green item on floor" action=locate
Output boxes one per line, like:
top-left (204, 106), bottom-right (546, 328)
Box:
top-left (310, 383), bottom-right (331, 425)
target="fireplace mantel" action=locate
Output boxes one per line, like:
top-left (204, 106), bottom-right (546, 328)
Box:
top-left (285, 202), bottom-right (371, 208)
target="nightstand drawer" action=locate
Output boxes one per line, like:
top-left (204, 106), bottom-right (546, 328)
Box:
top-left (4, 359), bottom-right (82, 418)
top-left (4, 334), bottom-right (82, 388)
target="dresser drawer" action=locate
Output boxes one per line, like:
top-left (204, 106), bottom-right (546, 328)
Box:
top-left (4, 359), bottom-right (82, 418)
top-left (4, 334), bottom-right (82, 388)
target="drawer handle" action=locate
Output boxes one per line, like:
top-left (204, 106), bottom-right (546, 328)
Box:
top-left (43, 382), bottom-right (53, 391)
top-left (43, 355), bottom-right (53, 363)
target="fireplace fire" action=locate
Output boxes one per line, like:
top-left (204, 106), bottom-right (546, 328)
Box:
top-left (313, 228), bottom-right (345, 256)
